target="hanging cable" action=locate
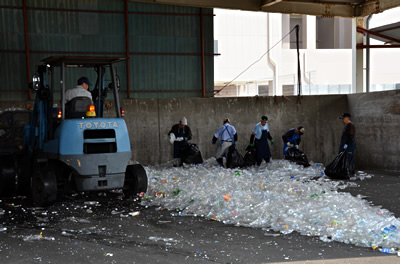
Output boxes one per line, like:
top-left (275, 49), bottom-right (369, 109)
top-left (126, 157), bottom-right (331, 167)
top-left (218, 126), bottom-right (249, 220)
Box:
top-left (214, 26), bottom-right (297, 96)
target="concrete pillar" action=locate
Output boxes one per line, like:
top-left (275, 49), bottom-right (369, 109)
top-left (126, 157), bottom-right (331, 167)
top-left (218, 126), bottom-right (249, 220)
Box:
top-left (236, 82), bottom-right (238, 97)
top-left (301, 15), bottom-right (308, 49)
top-left (281, 14), bottom-right (290, 49)
top-left (268, 13), bottom-right (283, 95)
top-left (352, 17), bottom-right (364, 94)
top-left (256, 81), bottom-right (259, 96)
top-left (306, 16), bottom-right (316, 50)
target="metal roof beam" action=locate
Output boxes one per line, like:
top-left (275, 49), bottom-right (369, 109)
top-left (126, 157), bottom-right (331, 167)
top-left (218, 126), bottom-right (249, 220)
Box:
top-left (261, 1), bottom-right (355, 17)
top-left (261, 0), bottom-right (283, 8)
top-left (130, 0), bottom-right (261, 11)
top-left (356, 0), bottom-right (400, 17)
top-left (130, 0), bottom-right (400, 17)
top-left (357, 26), bottom-right (400, 44)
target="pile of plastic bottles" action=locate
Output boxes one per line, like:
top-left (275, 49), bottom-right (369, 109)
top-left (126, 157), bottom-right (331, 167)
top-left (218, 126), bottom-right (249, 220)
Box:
top-left (142, 158), bottom-right (400, 249)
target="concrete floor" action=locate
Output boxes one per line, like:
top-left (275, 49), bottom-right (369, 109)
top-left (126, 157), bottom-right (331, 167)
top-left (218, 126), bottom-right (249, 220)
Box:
top-left (0, 170), bottom-right (399, 264)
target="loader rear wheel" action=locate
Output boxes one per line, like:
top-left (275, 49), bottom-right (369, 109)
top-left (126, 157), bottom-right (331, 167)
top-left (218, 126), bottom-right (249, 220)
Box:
top-left (123, 164), bottom-right (148, 198)
top-left (31, 166), bottom-right (57, 206)
top-left (0, 156), bottom-right (16, 197)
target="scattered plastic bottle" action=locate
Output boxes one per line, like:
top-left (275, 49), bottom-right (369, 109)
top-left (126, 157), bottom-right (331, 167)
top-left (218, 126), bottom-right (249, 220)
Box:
top-left (129, 212), bottom-right (140, 216)
top-left (173, 189), bottom-right (181, 196)
top-left (378, 248), bottom-right (398, 254)
top-left (84, 201), bottom-right (99, 206)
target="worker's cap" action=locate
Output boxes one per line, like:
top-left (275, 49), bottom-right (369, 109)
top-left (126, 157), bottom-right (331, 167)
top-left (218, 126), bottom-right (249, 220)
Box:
top-left (339, 113), bottom-right (351, 119)
top-left (180, 116), bottom-right (187, 125)
top-left (261, 116), bottom-right (268, 121)
top-left (223, 118), bottom-right (230, 124)
top-left (77, 76), bottom-right (92, 86)
top-left (298, 126), bottom-right (305, 135)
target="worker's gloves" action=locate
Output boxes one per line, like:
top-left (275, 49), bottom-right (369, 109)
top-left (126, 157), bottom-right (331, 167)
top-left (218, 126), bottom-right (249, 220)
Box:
top-left (344, 144), bottom-right (348, 150)
top-left (295, 145), bottom-right (299, 149)
top-left (169, 133), bottom-right (175, 144)
top-left (175, 137), bottom-right (184, 142)
top-left (270, 139), bottom-right (274, 145)
top-left (212, 141), bottom-right (216, 145)
top-left (286, 142), bottom-right (292, 148)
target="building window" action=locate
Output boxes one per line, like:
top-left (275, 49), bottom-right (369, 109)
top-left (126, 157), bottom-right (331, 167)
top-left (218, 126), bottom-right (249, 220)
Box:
top-left (316, 17), bottom-right (352, 49)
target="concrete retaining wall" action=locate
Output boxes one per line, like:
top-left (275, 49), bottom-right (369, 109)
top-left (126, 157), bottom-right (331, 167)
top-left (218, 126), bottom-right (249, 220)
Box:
top-left (2, 91), bottom-right (399, 171)
top-left (122, 95), bottom-right (348, 166)
top-left (348, 90), bottom-right (400, 171)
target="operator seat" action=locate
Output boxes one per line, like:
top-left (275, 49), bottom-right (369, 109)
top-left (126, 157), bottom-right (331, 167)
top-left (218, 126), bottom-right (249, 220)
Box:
top-left (65, 97), bottom-right (93, 119)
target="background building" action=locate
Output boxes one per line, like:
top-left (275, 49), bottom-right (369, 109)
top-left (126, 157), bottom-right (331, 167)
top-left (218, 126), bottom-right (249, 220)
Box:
top-left (214, 8), bottom-right (400, 97)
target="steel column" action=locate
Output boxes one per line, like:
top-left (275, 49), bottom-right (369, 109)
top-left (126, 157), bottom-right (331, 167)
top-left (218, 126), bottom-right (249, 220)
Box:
top-left (352, 18), bottom-right (364, 94)
top-left (61, 62), bottom-right (65, 120)
top-left (295, 25), bottom-right (301, 104)
top-left (200, 8), bottom-right (206, 98)
top-left (366, 15), bottom-right (372, 93)
top-left (110, 64), bottom-right (122, 118)
top-left (22, 0), bottom-right (31, 100)
top-left (124, 0), bottom-right (131, 99)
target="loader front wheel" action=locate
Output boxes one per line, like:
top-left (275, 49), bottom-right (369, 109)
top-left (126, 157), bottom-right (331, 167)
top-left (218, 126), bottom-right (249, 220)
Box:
top-left (0, 155), bottom-right (16, 197)
top-left (123, 164), bottom-right (148, 198)
top-left (31, 165), bottom-right (57, 206)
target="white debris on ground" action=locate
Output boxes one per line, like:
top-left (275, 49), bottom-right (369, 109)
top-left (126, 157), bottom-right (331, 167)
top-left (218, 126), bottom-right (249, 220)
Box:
top-left (142, 158), bottom-right (400, 249)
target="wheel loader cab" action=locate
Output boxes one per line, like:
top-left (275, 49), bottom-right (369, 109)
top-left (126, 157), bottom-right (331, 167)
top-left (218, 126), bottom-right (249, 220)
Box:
top-left (65, 97), bottom-right (93, 119)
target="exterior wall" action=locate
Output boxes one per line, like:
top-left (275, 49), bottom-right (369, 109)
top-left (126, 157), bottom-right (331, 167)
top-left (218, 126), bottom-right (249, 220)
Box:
top-left (0, 1), bottom-right (214, 100)
top-left (348, 90), bottom-right (400, 171)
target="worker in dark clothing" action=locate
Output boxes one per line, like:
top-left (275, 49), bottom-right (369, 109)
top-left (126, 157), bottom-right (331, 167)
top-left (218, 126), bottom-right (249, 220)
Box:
top-left (339, 113), bottom-right (356, 176)
top-left (168, 117), bottom-right (192, 167)
top-left (282, 126), bottom-right (305, 156)
top-left (250, 116), bottom-right (274, 165)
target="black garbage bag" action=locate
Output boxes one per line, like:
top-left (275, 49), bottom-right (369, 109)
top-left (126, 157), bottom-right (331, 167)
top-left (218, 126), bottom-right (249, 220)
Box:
top-left (180, 143), bottom-right (203, 164)
top-left (226, 144), bottom-right (246, 169)
top-left (285, 148), bottom-right (310, 167)
top-left (244, 145), bottom-right (257, 166)
top-left (324, 150), bottom-right (349, 179)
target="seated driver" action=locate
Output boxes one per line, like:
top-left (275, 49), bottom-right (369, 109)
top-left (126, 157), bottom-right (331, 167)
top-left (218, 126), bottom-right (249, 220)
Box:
top-left (65, 76), bottom-right (93, 103)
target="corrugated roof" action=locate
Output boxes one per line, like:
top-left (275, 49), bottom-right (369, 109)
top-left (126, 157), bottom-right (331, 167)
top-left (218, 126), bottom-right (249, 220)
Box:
top-left (132, 0), bottom-right (400, 17)
top-left (369, 22), bottom-right (400, 44)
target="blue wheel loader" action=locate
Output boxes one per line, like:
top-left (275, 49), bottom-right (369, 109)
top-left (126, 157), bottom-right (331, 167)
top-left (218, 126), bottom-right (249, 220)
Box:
top-left (0, 56), bottom-right (147, 205)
